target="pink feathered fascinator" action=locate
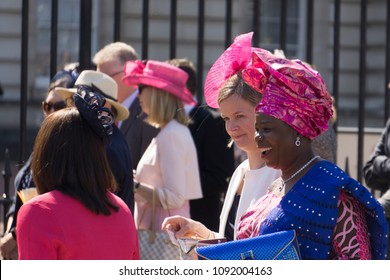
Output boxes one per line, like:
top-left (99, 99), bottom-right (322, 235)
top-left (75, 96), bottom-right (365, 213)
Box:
top-left (204, 32), bottom-right (256, 108)
top-left (249, 49), bottom-right (333, 140)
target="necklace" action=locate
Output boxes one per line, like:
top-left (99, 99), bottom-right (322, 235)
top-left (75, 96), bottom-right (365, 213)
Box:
top-left (281, 155), bottom-right (320, 190)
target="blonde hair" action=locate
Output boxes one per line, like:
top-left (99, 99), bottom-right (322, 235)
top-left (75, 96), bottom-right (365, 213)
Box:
top-left (219, 72), bottom-right (261, 107)
top-left (146, 88), bottom-right (189, 127)
top-left (93, 42), bottom-right (139, 65)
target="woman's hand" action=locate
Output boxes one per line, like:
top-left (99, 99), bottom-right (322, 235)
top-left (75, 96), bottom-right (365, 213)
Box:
top-left (0, 232), bottom-right (18, 260)
top-left (161, 215), bottom-right (212, 240)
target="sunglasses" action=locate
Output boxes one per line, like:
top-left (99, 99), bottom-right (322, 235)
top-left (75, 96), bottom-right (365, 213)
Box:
top-left (42, 100), bottom-right (67, 112)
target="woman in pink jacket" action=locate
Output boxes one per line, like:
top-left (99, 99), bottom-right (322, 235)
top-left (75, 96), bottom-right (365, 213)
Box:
top-left (17, 90), bottom-right (139, 260)
top-left (123, 60), bottom-right (203, 259)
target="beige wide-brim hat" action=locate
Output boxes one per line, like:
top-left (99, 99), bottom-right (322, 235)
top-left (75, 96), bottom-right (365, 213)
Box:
top-left (56, 70), bottom-right (129, 121)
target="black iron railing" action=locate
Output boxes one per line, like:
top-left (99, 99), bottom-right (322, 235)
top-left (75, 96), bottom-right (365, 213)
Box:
top-left (1, 149), bottom-right (12, 234)
top-left (2, 0), bottom-right (390, 226)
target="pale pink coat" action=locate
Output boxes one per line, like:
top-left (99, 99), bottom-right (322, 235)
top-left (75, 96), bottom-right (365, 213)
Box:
top-left (134, 119), bottom-right (203, 232)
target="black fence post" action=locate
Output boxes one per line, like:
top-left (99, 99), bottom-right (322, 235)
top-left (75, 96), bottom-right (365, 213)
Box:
top-left (357, 0), bottom-right (368, 182)
top-left (141, 0), bottom-right (149, 60)
top-left (196, 0), bottom-right (205, 102)
top-left (344, 156), bottom-right (350, 176)
top-left (385, 0), bottom-right (390, 123)
top-left (50, 0), bottom-right (59, 79)
top-left (1, 149), bottom-right (13, 234)
top-left (169, 0), bottom-right (177, 59)
top-left (19, 0), bottom-right (29, 166)
top-left (79, 0), bottom-right (92, 71)
top-left (113, 0), bottom-right (121, 42)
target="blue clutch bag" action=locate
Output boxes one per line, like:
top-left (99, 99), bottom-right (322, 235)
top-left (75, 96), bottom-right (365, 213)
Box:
top-left (196, 230), bottom-right (301, 260)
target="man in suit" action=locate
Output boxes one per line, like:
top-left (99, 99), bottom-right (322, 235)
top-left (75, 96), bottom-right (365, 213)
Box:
top-left (168, 58), bottom-right (236, 231)
top-left (93, 42), bottom-right (159, 169)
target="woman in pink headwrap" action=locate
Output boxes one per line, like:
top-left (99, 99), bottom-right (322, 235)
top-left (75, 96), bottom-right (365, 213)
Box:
top-left (236, 48), bottom-right (388, 259)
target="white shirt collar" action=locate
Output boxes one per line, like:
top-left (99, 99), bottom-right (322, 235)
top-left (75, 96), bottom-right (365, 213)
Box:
top-left (117, 89), bottom-right (139, 128)
top-left (122, 88), bottom-right (139, 109)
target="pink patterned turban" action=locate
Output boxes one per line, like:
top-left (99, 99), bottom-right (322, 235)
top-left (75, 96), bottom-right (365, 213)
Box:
top-left (248, 49), bottom-right (333, 140)
top-left (204, 32), bottom-right (256, 108)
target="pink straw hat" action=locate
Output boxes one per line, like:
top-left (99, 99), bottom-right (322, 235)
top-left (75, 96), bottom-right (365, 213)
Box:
top-left (122, 60), bottom-right (196, 105)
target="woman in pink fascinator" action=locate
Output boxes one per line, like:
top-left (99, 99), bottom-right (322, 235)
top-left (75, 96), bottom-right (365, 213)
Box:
top-left (163, 32), bottom-right (388, 260)
top-left (162, 32), bottom-right (280, 247)
top-left (235, 48), bottom-right (388, 259)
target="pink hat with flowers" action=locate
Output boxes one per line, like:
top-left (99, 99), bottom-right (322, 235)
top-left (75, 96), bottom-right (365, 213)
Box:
top-left (122, 60), bottom-right (196, 105)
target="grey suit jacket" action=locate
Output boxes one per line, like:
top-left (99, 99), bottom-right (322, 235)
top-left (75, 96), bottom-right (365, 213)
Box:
top-left (120, 98), bottom-right (159, 169)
